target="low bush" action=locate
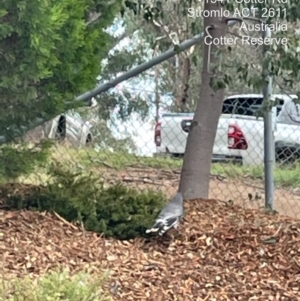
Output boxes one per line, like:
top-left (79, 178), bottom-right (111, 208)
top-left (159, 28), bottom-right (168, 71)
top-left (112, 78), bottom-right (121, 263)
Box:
top-left (3, 161), bottom-right (167, 240)
top-left (84, 183), bottom-right (166, 239)
top-left (0, 140), bottom-right (52, 181)
top-left (0, 268), bottom-right (112, 301)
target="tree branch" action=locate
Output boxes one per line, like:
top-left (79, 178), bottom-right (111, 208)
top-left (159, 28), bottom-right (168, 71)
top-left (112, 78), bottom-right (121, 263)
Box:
top-left (86, 12), bottom-right (101, 26)
top-left (152, 19), bottom-right (179, 45)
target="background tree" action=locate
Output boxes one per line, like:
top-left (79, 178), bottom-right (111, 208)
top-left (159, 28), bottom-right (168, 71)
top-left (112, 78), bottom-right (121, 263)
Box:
top-left (121, 0), bottom-right (204, 113)
top-left (76, 14), bottom-right (156, 152)
top-left (0, 0), bottom-right (121, 142)
top-left (0, 0), bottom-right (122, 178)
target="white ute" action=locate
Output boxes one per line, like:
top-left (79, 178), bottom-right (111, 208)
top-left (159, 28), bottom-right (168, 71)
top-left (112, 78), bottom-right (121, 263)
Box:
top-left (227, 94), bottom-right (300, 165)
top-left (155, 94), bottom-right (299, 164)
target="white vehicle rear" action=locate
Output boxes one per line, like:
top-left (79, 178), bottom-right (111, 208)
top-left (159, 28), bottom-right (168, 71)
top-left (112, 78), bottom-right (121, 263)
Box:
top-left (227, 95), bottom-right (300, 165)
top-left (155, 94), bottom-right (297, 162)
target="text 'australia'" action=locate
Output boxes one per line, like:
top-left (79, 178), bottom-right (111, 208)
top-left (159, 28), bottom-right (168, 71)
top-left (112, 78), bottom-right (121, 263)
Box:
top-left (239, 22), bottom-right (287, 32)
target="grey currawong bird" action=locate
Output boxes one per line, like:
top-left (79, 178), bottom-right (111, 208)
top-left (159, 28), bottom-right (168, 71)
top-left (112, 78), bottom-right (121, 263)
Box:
top-left (146, 191), bottom-right (184, 236)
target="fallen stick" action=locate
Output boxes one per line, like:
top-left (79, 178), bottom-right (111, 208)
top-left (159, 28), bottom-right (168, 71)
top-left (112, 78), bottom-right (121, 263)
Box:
top-left (122, 176), bottom-right (162, 185)
top-left (122, 176), bottom-right (144, 182)
top-left (53, 211), bottom-right (78, 230)
top-left (142, 178), bottom-right (162, 185)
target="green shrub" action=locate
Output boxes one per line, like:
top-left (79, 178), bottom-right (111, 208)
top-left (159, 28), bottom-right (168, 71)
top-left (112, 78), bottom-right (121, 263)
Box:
top-left (0, 140), bottom-right (52, 181)
top-left (0, 268), bottom-right (112, 301)
top-left (85, 183), bottom-right (166, 239)
top-left (4, 161), bottom-right (167, 240)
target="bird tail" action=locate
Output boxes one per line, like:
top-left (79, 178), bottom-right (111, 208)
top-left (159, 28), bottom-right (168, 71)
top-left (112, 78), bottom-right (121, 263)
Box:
top-left (145, 220), bottom-right (165, 234)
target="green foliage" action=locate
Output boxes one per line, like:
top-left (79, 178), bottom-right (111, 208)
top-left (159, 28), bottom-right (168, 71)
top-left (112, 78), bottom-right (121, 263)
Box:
top-left (213, 2), bottom-right (300, 96)
top-left (0, 140), bottom-right (53, 180)
top-left (85, 183), bottom-right (165, 239)
top-left (4, 161), bottom-right (167, 240)
top-left (0, 268), bottom-right (112, 301)
top-left (95, 21), bottom-right (151, 122)
top-left (121, 1), bottom-right (205, 113)
top-left (0, 0), bottom-right (122, 142)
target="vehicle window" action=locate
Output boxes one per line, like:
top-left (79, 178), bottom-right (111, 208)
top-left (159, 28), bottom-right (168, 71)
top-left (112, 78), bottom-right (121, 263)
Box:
top-left (222, 97), bottom-right (263, 116)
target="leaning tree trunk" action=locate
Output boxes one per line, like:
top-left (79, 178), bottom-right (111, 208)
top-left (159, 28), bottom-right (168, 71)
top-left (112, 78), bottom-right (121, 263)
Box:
top-left (179, 1), bottom-right (226, 199)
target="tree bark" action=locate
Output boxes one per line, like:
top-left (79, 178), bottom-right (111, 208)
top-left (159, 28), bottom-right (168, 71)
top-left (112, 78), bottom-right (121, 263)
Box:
top-left (154, 61), bottom-right (160, 122)
top-left (180, 57), bottom-right (191, 112)
top-left (179, 1), bottom-right (226, 199)
top-left (175, 56), bottom-right (191, 112)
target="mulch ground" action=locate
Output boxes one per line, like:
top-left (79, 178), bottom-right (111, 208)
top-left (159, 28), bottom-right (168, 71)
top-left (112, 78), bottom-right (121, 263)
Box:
top-left (1, 198), bottom-right (300, 300)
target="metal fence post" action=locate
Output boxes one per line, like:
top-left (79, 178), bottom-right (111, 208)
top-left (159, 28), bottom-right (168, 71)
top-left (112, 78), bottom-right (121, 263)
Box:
top-left (262, 25), bottom-right (274, 209)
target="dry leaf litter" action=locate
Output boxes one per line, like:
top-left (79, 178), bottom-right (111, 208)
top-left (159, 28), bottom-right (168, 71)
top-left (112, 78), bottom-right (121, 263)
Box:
top-left (1, 198), bottom-right (300, 301)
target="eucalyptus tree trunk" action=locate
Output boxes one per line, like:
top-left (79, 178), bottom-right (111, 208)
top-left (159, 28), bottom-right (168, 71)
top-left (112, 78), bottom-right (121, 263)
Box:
top-left (179, 1), bottom-right (226, 199)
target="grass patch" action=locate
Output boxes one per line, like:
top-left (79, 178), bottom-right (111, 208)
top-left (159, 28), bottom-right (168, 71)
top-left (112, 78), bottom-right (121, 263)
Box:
top-left (0, 268), bottom-right (112, 301)
top-left (211, 164), bottom-right (264, 179)
top-left (50, 147), bottom-right (183, 170)
top-left (14, 145), bottom-right (300, 188)
top-left (211, 163), bottom-right (300, 188)
top-left (273, 166), bottom-right (300, 188)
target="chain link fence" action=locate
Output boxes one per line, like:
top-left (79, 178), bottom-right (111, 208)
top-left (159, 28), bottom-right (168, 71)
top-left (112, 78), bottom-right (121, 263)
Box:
top-left (2, 17), bottom-right (300, 222)
top-left (18, 87), bottom-right (300, 222)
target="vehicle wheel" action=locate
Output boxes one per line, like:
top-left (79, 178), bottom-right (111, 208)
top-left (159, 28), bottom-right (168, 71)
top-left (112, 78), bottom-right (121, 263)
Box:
top-left (171, 153), bottom-right (183, 159)
top-left (85, 133), bottom-right (92, 146)
top-left (55, 115), bottom-right (66, 141)
top-left (275, 146), bottom-right (300, 164)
